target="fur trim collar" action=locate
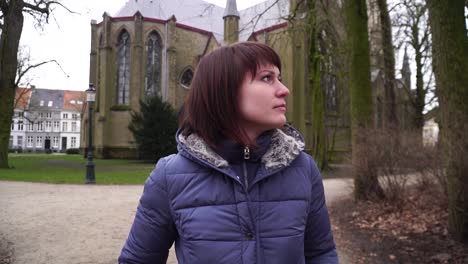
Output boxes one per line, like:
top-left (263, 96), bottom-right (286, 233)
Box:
top-left (177, 125), bottom-right (305, 171)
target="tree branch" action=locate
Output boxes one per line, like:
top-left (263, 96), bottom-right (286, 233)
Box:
top-left (22, 0), bottom-right (77, 23)
top-left (15, 59), bottom-right (68, 87)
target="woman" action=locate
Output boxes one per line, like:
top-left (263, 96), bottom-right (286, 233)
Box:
top-left (119, 42), bottom-right (338, 264)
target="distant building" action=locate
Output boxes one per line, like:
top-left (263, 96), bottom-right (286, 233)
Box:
top-left (423, 108), bottom-right (439, 147)
top-left (10, 88), bottom-right (85, 153)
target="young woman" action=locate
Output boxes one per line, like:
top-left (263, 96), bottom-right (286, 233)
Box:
top-left (119, 42), bottom-right (338, 264)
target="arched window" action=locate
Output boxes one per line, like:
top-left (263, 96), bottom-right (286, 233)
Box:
top-left (117, 30), bottom-right (130, 105)
top-left (180, 68), bottom-right (193, 88)
top-left (145, 31), bottom-right (162, 96)
top-left (318, 29), bottom-right (338, 113)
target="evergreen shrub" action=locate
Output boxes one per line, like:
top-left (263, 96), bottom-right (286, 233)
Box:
top-left (128, 96), bottom-right (178, 162)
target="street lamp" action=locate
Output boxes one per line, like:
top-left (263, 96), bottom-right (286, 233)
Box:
top-left (85, 84), bottom-right (96, 184)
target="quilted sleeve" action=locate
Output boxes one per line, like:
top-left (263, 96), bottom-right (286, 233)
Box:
top-left (304, 156), bottom-right (339, 264)
top-left (118, 157), bottom-right (177, 264)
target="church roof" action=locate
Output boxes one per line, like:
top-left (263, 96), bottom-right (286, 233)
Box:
top-left (114, 0), bottom-right (289, 43)
top-left (224, 0), bottom-right (240, 18)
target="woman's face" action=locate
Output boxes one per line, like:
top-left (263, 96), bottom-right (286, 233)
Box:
top-left (238, 64), bottom-right (290, 140)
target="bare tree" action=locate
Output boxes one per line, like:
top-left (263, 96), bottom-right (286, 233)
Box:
top-left (0, 0), bottom-right (73, 168)
top-left (376, 0), bottom-right (399, 127)
top-left (427, 0), bottom-right (468, 243)
top-left (392, 0), bottom-right (435, 137)
top-left (344, 0), bottom-right (385, 200)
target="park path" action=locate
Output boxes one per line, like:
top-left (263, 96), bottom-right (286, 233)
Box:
top-left (0, 178), bottom-right (352, 264)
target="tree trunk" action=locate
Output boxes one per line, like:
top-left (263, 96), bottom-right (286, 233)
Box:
top-left (0, 0), bottom-right (25, 168)
top-left (376, 0), bottom-right (398, 127)
top-left (306, 0), bottom-right (328, 170)
top-left (427, 0), bottom-right (468, 243)
top-left (413, 40), bottom-right (425, 131)
top-left (344, 0), bottom-right (385, 200)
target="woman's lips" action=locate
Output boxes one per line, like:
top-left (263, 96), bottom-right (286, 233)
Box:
top-left (274, 104), bottom-right (286, 111)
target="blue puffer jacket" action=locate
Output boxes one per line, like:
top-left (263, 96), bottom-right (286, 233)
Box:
top-left (119, 126), bottom-right (338, 264)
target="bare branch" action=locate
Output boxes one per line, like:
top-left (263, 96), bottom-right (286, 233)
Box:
top-left (22, 0), bottom-right (77, 25)
top-left (240, 0), bottom-right (281, 37)
top-left (15, 59), bottom-right (69, 87)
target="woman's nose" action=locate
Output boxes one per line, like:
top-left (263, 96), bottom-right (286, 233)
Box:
top-left (276, 81), bottom-right (290, 97)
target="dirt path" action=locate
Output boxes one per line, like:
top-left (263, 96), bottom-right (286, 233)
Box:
top-left (0, 179), bottom-right (352, 264)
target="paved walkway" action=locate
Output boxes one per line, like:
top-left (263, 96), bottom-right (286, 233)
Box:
top-left (0, 179), bottom-right (352, 264)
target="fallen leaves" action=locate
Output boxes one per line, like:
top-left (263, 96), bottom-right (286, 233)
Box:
top-left (329, 186), bottom-right (468, 264)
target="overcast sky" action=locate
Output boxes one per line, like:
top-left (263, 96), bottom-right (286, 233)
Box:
top-left (19, 0), bottom-right (268, 91)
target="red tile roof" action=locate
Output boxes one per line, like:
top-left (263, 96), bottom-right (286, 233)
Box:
top-left (15, 88), bottom-right (32, 110)
top-left (63, 90), bottom-right (86, 112)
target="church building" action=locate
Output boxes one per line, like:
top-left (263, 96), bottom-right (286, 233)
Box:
top-left (83, 0), bottom-right (414, 160)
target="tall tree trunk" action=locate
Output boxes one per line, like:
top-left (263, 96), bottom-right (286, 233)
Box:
top-left (413, 39), bottom-right (425, 131)
top-left (376, 0), bottom-right (398, 127)
top-left (344, 0), bottom-right (385, 200)
top-left (306, 0), bottom-right (328, 170)
top-left (427, 0), bottom-right (468, 243)
top-left (0, 0), bottom-right (25, 168)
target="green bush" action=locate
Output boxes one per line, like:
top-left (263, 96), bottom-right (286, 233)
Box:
top-left (66, 148), bottom-right (80, 154)
top-left (128, 96), bottom-right (178, 162)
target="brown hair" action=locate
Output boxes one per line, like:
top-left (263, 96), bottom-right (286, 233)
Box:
top-left (179, 41), bottom-right (282, 148)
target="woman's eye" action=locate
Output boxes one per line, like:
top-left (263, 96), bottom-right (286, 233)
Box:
top-left (262, 75), bottom-right (272, 82)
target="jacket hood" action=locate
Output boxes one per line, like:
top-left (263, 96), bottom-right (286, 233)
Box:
top-left (176, 124), bottom-right (305, 171)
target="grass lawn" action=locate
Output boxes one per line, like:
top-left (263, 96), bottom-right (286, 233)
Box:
top-left (0, 154), bottom-right (156, 184)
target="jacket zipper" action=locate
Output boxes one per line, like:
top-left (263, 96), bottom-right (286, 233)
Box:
top-left (243, 146), bottom-right (250, 190)
top-left (243, 146), bottom-right (257, 245)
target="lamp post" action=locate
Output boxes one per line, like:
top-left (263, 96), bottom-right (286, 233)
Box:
top-left (85, 84), bottom-right (96, 184)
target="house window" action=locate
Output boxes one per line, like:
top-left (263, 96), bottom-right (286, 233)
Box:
top-left (9, 136), bottom-right (13, 148)
top-left (70, 100), bottom-right (76, 104)
top-left (117, 30), bottom-right (130, 105)
top-left (72, 113), bottom-right (78, 120)
top-left (46, 112), bottom-right (52, 119)
top-left (40, 100), bottom-right (44, 106)
top-left (53, 136), bottom-right (59, 148)
top-left (71, 122), bottom-right (77, 132)
top-left (11, 121), bottom-right (14, 131)
top-left (53, 121), bottom-right (60, 131)
top-left (63, 113), bottom-right (68, 119)
top-left (27, 136), bottom-right (34, 147)
top-left (62, 122), bottom-right (68, 132)
top-left (19, 112), bottom-right (24, 118)
top-left (18, 121), bottom-right (24, 131)
top-left (48, 101), bottom-right (53, 107)
top-left (36, 136), bottom-right (43, 148)
top-left (17, 136), bottom-right (23, 147)
top-left (180, 68), bottom-right (194, 88)
top-left (45, 121), bottom-right (52, 131)
top-left (28, 122), bottom-right (34, 131)
top-left (37, 121), bottom-right (44, 132)
top-left (71, 137), bottom-right (77, 148)
top-left (145, 31), bottom-right (162, 96)
top-left (39, 113), bottom-right (44, 118)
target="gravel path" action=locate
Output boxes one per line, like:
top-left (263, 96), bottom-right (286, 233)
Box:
top-left (0, 179), bottom-right (352, 264)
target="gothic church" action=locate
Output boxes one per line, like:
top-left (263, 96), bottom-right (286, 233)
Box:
top-left (83, 0), bottom-right (414, 160)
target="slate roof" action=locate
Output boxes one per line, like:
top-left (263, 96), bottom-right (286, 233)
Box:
top-left (113, 0), bottom-right (289, 43)
top-left (28, 89), bottom-right (64, 111)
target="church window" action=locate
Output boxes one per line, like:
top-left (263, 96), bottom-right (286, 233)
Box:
top-left (318, 29), bottom-right (338, 113)
top-left (117, 30), bottom-right (130, 105)
top-left (145, 32), bottom-right (162, 97)
top-left (180, 68), bottom-right (193, 88)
